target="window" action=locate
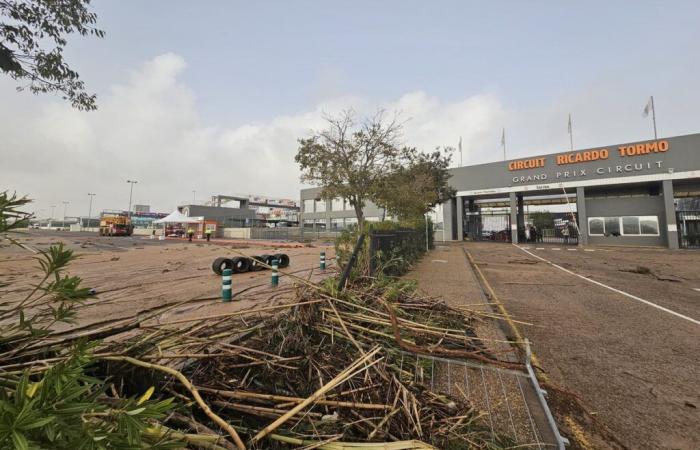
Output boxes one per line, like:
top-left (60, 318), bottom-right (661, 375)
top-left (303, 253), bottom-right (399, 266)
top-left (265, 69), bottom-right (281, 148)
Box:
top-left (331, 198), bottom-right (344, 211)
top-left (345, 200), bottom-right (354, 211)
top-left (345, 217), bottom-right (358, 229)
top-left (604, 217), bottom-right (620, 236)
top-left (303, 199), bottom-right (314, 213)
top-left (622, 216), bottom-right (640, 235)
top-left (639, 216), bottom-right (660, 235)
top-left (588, 216), bottom-right (659, 236)
top-left (589, 218), bottom-right (604, 235)
top-left (303, 219), bottom-right (315, 229)
top-left (315, 199), bottom-right (326, 213)
top-left (331, 218), bottom-right (345, 230)
top-left (366, 217), bottom-right (380, 222)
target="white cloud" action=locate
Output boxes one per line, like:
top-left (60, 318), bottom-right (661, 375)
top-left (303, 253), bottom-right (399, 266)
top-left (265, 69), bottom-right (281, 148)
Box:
top-left (2, 51), bottom-right (699, 219)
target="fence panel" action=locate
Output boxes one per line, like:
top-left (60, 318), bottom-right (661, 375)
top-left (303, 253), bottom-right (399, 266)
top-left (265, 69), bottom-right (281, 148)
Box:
top-left (677, 211), bottom-right (700, 249)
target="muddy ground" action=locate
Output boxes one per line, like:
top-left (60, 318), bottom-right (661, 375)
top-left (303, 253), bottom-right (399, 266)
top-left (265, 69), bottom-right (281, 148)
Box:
top-left (467, 242), bottom-right (700, 450)
top-left (0, 230), bottom-right (336, 338)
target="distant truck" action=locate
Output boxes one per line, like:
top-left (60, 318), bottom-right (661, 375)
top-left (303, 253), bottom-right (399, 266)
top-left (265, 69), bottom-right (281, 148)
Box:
top-left (99, 215), bottom-right (134, 236)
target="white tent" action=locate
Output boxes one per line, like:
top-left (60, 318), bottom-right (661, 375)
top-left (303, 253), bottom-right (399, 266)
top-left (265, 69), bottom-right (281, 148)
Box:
top-left (154, 210), bottom-right (200, 224)
top-left (153, 210), bottom-right (201, 240)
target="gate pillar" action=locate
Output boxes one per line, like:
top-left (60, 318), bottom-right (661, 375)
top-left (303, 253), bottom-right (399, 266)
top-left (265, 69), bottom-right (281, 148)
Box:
top-left (509, 192), bottom-right (518, 244)
top-left (662, 180), bottom-right (679, 249)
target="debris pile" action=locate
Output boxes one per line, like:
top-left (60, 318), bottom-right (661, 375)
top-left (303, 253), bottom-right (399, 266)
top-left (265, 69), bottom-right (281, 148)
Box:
top-left (104, 276), bottom-right (521, 449)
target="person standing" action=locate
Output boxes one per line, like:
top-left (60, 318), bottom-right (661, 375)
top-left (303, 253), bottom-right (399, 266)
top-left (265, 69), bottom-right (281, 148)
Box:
top-left (187, 227), bottom-right (194, 242)
top-left (562, 225), bottom-right (570, 244)
top-left (205, 227), bottom-right (212, 242)
top-left (525, 225), bottom-right (531, 243)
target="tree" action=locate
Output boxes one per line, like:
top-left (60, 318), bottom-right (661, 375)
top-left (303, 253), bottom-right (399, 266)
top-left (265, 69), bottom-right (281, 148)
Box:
top-left (0, 0), bottom-right (104, 110)
top-left (373, 147), bottom-right (455, 220)
top-left (296, 110), bottom-right (403, 227)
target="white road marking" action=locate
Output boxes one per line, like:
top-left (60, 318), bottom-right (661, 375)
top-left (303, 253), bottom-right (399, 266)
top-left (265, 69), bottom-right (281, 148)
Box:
top-left (516, 245), bottom-right (700, 326)
top-left (567, 248), bottom-right (577, 251)
top-left (431, 259), bottom-right (448, 263)
top-left (584, 249), bottom-right (595, 252)
top-left (551, 248), bottom-right (561, 251)
top-left (535, 248), bottom-right (545, 250)
top-left (693, 288), bottom-right (700, 292)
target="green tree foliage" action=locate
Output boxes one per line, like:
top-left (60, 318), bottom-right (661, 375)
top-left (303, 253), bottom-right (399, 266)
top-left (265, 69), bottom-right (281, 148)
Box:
top-left (0, 192), bottom-right (181, 449)
top-left (295, 110), bottom-right (403, 227)
top-left (373, 147), bottom-right (455, 220)
top-left (530, 211), bottom-right (554, 230)
top-left (0, 0), bottom-right (104, 110)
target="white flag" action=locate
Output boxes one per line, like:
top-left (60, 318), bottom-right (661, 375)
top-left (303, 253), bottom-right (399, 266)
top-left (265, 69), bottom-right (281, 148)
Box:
top-left (642, 97), bottom-right (652, 117)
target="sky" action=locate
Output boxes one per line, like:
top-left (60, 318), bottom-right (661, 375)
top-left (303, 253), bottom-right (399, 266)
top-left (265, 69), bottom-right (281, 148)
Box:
top-left (2, 1), bottom-right (700, 218)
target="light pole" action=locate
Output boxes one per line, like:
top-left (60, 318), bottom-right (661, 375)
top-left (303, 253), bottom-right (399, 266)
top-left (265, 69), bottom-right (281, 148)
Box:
top-left (192, 190), bottom-right (196, 204)
top-left (50, 205), bottom-right (56, 228)
top-left (62, 201), bottom-right (69, 227)
top-left (127, 180), bottom-right (138, 218)
top-left (87, 193), bottom-right (96, 230)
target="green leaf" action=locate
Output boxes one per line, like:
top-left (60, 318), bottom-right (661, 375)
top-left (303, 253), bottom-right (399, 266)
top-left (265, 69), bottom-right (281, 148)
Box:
top-left (11, 430), bottom-right (28, 450)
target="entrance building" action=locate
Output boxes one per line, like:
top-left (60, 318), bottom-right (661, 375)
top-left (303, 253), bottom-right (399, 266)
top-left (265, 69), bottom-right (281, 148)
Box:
top-left (443, 133), bottom-right (700, 249)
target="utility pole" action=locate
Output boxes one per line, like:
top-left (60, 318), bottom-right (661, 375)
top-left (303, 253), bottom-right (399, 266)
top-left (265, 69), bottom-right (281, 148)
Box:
top-left (62, 201), bottom-right (69, 224)
top-left (458, 136), bottom-right (463, 167)
top-left (50, 205), bottom-right (56, 227)
top-left (127, 180), bottom-right (138, 218)
top-left (192, 190), bottom-right (196, 203)
top-left (651, 96), bottom-right (658, 140)
top-left (87, 193), bottom-right (96, 230)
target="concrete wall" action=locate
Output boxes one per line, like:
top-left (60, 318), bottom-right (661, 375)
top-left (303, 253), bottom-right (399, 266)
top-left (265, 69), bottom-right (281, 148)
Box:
top-left (221, 227), bottom-right (251, 239)
top-left (179, 204), bottom-right (256, 224)
top-left (585, 194), bottom-right (666, 246)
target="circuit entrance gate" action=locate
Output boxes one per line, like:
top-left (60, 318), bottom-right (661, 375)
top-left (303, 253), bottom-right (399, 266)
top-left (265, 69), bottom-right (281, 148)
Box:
top-left (464, 212), bottom-right (512, 242)
top-left (677, 210), bottom-right (700, 249)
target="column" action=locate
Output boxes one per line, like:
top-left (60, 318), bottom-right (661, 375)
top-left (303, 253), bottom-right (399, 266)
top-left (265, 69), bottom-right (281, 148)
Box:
top-left (576, 187), bottom-right (588, 246)
top-left (517, 194), bottom-right (525, 241)
top-left (443, 197), bottom-right (456, 240)
top-left (456, 196), bottom-right (464, 240)
top-left (509, 192), bottom-right (518, 244)
top-left (661, 180), bottom-right (679, 249)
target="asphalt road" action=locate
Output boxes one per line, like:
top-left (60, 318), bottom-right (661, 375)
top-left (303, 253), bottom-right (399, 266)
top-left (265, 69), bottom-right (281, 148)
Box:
top-left (466, 242), bottom-right (699, 450)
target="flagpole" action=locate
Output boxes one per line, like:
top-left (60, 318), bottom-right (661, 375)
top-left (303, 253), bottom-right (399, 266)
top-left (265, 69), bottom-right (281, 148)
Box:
top-left (502, 128), bottom-right (506, 160)
top-left (568, 114), bottom-right (574, 151)
top-left (458, 136), bottom-right (463, 167)
top-left (651, 96), bottom-right (658, 140)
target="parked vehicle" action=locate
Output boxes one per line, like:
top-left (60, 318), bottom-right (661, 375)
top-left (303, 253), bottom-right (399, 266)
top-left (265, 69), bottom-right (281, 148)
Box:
top-left (99, 215), bottom-right (134, 236)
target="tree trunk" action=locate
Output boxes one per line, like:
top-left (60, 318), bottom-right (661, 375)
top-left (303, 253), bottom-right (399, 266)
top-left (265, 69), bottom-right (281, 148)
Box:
top-left (353, 202), bottom-right (364, 229)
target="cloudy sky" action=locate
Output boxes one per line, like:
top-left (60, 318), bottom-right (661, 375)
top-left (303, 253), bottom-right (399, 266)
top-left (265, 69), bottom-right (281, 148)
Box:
top-left (2, 1), bottom-right (700, 218)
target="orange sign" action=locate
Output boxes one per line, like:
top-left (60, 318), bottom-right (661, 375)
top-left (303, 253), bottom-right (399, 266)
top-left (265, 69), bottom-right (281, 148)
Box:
top-left (556, 149), bottom-right (609, 165)
top-left (618, 140), bottom-right (669, 156)
top-left (508, 157), bottom-right (546, 171)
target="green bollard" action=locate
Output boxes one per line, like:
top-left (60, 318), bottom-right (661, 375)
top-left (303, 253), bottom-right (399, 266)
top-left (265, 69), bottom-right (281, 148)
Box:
top-left (320, 251), bottom-right (326, 270)
top-left (222, 268), bottom-right (232, 302)
top-left (271, 259), bottom-right (279, 287)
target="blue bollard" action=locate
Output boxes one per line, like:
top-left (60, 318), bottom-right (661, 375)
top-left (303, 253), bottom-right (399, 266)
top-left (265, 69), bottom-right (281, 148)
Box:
top-left (320, 251), bottom-right (326, 270)
top-left (222, 268), bottom-right (232, 302)
top-left (271, 259), bottom-right (279, 287)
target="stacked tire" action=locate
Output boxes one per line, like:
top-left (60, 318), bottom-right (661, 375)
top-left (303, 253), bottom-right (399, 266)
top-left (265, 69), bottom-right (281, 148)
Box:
top-left (211, 253), bottom-right (290, 275)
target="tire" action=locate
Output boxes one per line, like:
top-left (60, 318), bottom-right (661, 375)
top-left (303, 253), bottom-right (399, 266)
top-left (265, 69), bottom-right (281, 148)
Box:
top-left (274, 253), bottom-right (290, 268)
top-left (250, 256), bottom-right (265, 271)
top-left (231, 257), bottom-right (251, 273)
top-left (212, 257), bottom-right (234, 275)
top-left (260, 254), bottom-right (274, 267)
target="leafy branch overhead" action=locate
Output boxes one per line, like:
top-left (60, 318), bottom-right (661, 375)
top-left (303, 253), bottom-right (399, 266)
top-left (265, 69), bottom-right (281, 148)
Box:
top-left (295, 110), bottom-right (453, 224)
top-left (0, 0), bottom-right (104, 110)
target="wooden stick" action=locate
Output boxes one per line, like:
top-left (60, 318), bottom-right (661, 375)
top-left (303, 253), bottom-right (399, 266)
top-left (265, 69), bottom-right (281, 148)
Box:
top-left (251, 346), bottom-right (382, 444)
top-left (102, 356), bottom-right (246, 450)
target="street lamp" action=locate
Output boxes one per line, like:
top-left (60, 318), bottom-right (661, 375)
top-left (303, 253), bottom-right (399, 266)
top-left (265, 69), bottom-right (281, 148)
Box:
top-left (50, 205), bottom-right (56, 228)
top-left (127, 180), bottom-right (138, 218)
top-left (192, 190), bottom-right (196, 204)
top-left (87, 193), bottom-right (96, 230)
top-left (62, 201), bottom-right (69, 228)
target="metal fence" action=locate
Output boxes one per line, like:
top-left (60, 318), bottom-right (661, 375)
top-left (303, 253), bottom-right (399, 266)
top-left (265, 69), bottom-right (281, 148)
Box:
top-left (395, 347), bottom-right (567, 449)
top-left (676, 210), bottom-right (700, 249)
top-left (249, 226), bottom-right (343, 241)
top-left (368, 229), bottom-right (428, 276)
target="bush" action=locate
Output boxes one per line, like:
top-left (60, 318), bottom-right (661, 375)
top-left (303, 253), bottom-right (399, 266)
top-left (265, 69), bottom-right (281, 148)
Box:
top-left (335, 218), bottom-right (433, 279)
